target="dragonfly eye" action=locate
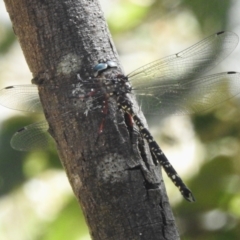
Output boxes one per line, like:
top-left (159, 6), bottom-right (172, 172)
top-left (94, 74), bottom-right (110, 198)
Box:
top-left (93, 60), bottom-right (118, 77)
top-left (93, 63), bottom-right (108, 77)
top-left (106, 61), bottom-right (117, 68)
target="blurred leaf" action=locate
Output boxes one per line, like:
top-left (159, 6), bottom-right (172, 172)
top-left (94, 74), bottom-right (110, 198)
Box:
top-left (0, 27), bottom-right (16, 54)
top-left (40, 198), bottom-right (90, 240)
top-left (108, 1), bottom-right (149, 33)
top-left (182, 0), bottom-right (231, 32)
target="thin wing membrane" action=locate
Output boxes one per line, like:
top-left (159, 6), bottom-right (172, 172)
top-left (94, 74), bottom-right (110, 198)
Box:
top-left (10, 121), bottom-right (54, 151)
top-left (134, 72), bottom-right (240, 116)
top-left (0, 80), bottom-right (106, 113)
top-left (0, 85), bottom-right (42, 113)
top-left (129, 31), bottom-right (239, 89)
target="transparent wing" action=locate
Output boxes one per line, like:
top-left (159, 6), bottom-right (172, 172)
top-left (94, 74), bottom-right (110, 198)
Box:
top-left (1, 32), bottom-right (239, 118)
top-left (128, 31), bottom-right (239, 89)
top-left (10, 121), bottom-right (55, 151)
top-left (0, 80), bottom-right (103, 113)
top-left (134, 72), bottom-right (240, 116)
top-left (0, 85), bottom-right (42, 113)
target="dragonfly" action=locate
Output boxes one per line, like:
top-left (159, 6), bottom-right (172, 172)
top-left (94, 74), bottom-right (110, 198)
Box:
top-left (1, 31), bottom-right (240, 202)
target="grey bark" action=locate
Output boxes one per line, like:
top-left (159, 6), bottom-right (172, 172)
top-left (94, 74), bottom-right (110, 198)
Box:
top-left (4, 0), bottom-right (179, 239)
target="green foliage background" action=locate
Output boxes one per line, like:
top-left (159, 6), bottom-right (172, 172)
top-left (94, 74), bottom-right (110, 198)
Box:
top-left (0, 0), bottom-right (240, 239)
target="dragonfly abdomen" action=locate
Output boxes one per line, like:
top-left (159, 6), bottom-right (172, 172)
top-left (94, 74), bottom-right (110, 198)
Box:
top-left (118, 95), bottom-right (195, 202)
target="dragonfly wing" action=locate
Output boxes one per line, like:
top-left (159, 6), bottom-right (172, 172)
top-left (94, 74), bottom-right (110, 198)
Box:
top-left (10, 121), bottom-right (54, 151)
top-left (134, 72), bottom-right (240, 116)
top-left (128, 31), bottom-right (239, 89)
top-left (0, 85), bottom-right (42, 113)
top-left (0, 81), bottom-right (108, 113)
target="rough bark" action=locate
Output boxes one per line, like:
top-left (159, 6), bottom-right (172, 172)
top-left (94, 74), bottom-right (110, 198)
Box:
top-left (4, 0), bottom-right (179, 239)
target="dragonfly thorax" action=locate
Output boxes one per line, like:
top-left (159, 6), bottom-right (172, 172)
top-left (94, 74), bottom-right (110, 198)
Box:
top-left (110, 75), bottom-right (132, 96)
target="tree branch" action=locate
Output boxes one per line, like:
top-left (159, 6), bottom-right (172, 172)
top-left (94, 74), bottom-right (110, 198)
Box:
top-left (4, 0), bottom-right (179, 239)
